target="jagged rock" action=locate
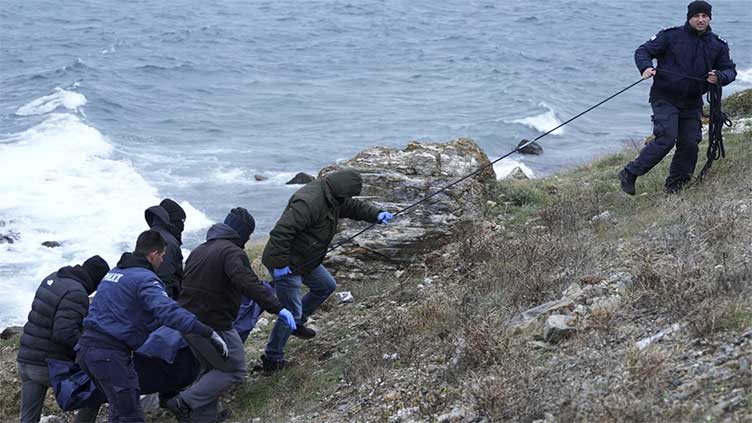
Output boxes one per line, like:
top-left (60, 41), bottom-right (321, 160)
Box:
top-left (286, 172), bottom-right (315, 185)
top-left (40, 416), bottom-right (64, 423)
top-left (254, 174), bottom-right (268, 181)
top-left (608, 272), bottom-right (634, 292)
top-left (562, 282), bottom-right (584, 300)
top-left (590, 211), bottom-right (616, 225)
top-left (0, 230), bottom-right (20, 244)
top-left (507, 166), bottom-right (529, 180)
top-left (41, 241), bottom-right (62, 248)
top-left (507, 298), bottom-right (574, 338)
top-left (437, 406), bottom-right (467, 422)
top-left (636, 323), bottom-right (682, 351)
top-left (517, 139), bottom-right (543, 155)
top-left (1, 326), bottom-right (23, 340)
top-left (322, 138), bottom-right (495, 282)
top-left (544, 314), bottom-right (577, 343)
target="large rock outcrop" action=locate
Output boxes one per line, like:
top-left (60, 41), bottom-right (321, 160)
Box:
top-left (320, 138), bottom-right (495, 282)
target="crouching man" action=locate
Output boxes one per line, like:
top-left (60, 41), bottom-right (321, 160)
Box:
top-left (164, 207), bottom-right (296, 422)
top-left (76, 230), bottom-right (228, 422)
top-left (17, 255), bottom-right (109, 423)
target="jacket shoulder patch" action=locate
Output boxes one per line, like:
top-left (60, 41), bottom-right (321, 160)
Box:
top-left (650, 26), bottom-right (679, 41)
top-left (714, 34), bottom-right (729, 45)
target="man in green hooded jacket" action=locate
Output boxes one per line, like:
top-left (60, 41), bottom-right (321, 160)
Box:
top-left (260, 168), bottom-right (393, 371)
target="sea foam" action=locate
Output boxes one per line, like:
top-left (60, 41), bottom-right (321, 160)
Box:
top-left (0, 89), bottom-right (210, 326)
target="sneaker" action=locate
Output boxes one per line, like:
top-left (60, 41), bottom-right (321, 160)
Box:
top-left (291, 324), bottom-right (316, 340)
top-left (163, 394), bottom-right (191, 422)
top-left (260, 354), bottom-right (295, 375)
top-left (619, 168), bottom-right (637, 195)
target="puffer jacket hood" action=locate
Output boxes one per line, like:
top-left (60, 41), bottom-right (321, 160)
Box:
top-left (56, 265), bottom-right (97, 295)
top-left (206, 223), bottom-right (241, 242)
top-left (323, 169), bottom-right (362, 204)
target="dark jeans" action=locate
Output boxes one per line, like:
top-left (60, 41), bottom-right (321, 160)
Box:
top-left (18, 362), bottom-right (100, 423)
top-left (264, 265), bottom-right (336, 361)
top-left (77, 346), bottom-right (145, 422)
top-left (18, 362), bottom-right (50, 423)
top-left (626, 99), bottom-right (702, 187)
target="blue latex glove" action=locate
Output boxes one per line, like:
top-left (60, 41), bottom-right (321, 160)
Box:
top-left (377, 211), bottom-right (394, 224)
top-left (273, 266), bottom-right (292, 279)
top-left (278, 309), bottom-right (297, 331)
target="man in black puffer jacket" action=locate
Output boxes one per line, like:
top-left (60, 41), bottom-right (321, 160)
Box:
top-left (17, 255), bottom-right (109, 423)
top-left (145, 198), bottom-right (186, 299)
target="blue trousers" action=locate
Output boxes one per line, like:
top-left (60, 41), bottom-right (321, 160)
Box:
top-left (626, 99), bottom-right (702, 187)
top-left (264, 265), bottom-right (336, 361)
top-left (77, 346), bottom-right (145, 422)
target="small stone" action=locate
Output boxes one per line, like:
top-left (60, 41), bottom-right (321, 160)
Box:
top-left (739, 357), bottom-right (750, 371)
top-left (256, 318), bottom-right (269, 327)
top-left (562, 282), bottom-right (583, 300)
top-left (254, 174), bottom-right (268, 182)
top-left (544, 315), bottom-right (576, 343)
top-left (383, 352), bottom-right (400, 361)
top-left (517, 139), bottom-right (543, 155)
top-left (508, 167), bottom-right (529, 180)
top-left (41, 241), bottom-right (62, 248)
top-left (285, 172), bottom-right (315, 185)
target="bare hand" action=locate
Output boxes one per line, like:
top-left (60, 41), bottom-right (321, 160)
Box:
top-left (642, 68), bottom-right (656, 80)
top-left (707, 70), bottom-right (718, 84)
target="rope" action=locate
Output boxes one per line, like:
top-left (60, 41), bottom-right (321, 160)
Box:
top-left (324, 77), bottom-right (646, 256)
top-left (654, 67), bottom-right (733, 179)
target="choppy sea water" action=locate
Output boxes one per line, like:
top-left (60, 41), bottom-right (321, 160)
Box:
top-left (1, 0), bottom-right (751, 325)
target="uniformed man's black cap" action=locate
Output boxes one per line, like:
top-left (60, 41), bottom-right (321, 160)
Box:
top-left (687, 1), bottom-right (711, 20)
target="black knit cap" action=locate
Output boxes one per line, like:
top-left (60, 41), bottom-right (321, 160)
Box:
top-left (160, 198), bottom-right (186, 223)
top-left (224, 207), bottom-right (255, 245)
top-left (687, 1), bottom-right (711, 20)
top-left (82, 255), bottom-right (110, 285)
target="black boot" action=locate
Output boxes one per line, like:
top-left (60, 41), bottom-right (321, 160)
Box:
top-left (163, 394), bottom-right (191, 422)
top-left (619, 168), bottom-right (637, 195)
top-left (260, 354), bottom-right (295, 375)
top-left (291, 324), bottom-right (316, 340)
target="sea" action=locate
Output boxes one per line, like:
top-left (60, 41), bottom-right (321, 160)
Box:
top-left (1, 0), bottom-right (751, 326)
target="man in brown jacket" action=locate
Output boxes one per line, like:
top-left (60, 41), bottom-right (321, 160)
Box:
top-left (261, 169), bottom-right (393, 372)
top-left (165, 207), bottom-right (296, 422)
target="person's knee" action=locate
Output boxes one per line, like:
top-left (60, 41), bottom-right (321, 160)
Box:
top-left (322, 276), bottom-right (336, 296)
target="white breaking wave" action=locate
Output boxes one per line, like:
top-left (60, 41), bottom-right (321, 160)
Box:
top-left (736, 67), bottom-right (752, 87)
top-left (510, 103), bottom-right (564, 135)
top-left (0, 96), bottom-right (210, 326)
top-left (15, 87), bottom-right (87, 116)
top-left (493, 158), bottom-right (536, 180)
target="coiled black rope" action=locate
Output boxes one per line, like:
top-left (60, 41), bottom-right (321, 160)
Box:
top-left (655, 68), bottom-right (733, 179)
top-left (286, 76), bottom-right (647, 273)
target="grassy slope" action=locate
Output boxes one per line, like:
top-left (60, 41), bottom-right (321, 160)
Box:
top-left (232, 90), bottom-right (752, 422)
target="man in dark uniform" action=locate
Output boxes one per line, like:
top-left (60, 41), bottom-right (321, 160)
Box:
top-left (76, 230), bottom-right (228, 422)
top-left (260, 168), bottom-right (393, 371)
top-left (619, 0), bottom-right (736, 195)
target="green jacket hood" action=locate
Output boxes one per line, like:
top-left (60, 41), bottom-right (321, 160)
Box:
top-left (323, 169), bottom-right (362, 201)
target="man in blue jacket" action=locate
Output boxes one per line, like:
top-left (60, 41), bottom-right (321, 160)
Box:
top-left (76, 230), bottom-right (228, 422)
top-left (619, 0), bottom-right (736, 195)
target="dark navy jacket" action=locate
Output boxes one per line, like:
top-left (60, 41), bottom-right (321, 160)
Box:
top-left (145, 206), bottom-right (184, 299)
top-left (635, 22), bottom-right (736, 108)
top-left (81, 253), bottom-right (211, 351)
